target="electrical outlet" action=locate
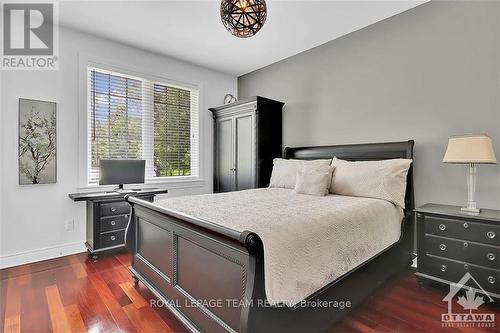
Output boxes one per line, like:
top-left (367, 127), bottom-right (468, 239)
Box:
top-left (65, 219), bottom-right (75, 231)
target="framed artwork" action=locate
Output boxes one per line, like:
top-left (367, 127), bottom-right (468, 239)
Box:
top-left (18, 98), bottom-right (57, 185)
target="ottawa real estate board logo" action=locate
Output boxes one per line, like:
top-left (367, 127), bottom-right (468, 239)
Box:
top-left (1, 1), bottom-right (59, 70)
top-left (442, 272), bottom-right (496, 328)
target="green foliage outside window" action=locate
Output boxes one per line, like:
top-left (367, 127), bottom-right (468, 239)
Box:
top-left (153, 85), bottom-right (191, 177)
top-left (89, 69), bottom-right (193, 180)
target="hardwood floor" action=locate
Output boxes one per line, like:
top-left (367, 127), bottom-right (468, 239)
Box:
top-left (1, 252), bottom-right (499, 333)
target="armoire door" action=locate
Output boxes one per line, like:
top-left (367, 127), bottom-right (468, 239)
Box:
top-left (215, 117), bottom-right (234, 192)
top-left (234, 112), bottom-right (256, 191)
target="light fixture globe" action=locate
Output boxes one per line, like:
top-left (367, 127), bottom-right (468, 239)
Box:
top-left (220, 0), bottom-right (267, 38)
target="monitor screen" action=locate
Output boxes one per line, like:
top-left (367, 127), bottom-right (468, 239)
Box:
top-left (99, 159), bottom-right (145, 186)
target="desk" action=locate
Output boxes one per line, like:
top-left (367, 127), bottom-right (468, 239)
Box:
top-left (69, 188), bottom-right (168, 259)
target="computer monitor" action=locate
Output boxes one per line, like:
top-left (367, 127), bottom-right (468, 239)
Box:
top-left (99, 159), bottom-right (145, 190)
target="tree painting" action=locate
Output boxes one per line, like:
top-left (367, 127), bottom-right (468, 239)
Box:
top-left (19, 99), bottom-right (57, 184)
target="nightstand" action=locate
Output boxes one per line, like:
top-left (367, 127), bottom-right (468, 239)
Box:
top-left (415, 203), bottom-right (500, 298)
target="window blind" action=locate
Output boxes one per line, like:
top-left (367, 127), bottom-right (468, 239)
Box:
top-left (87, 66), bottom-right (199, 185)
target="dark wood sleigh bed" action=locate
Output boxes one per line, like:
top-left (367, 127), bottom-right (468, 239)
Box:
top-left (124, 140), bottom-right (415, 333)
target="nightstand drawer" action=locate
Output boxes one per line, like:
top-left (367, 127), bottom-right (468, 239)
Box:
top-left (100, 230), bottom-right (125, 248)
top-left (425, 216), bottom-right (500, 246)
top-left (100, 201), bottom-right (130, 217)
top-left (425, 235), bottom-right (500, 269)
top-left (100, 214), bottom-right (129, 233)
top-left (421, 255), bottom-right (500, 294)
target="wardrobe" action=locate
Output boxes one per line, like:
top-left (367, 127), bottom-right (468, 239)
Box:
top-left (209, 96), bottom-right (284, 193)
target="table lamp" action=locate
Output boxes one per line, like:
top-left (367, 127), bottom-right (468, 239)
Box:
top-left (443, 134), bottom-right (497, 214)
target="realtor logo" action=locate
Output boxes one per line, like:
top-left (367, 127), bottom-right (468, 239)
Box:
top-left (442, 272), bottom-right (496, 328)
top-left (1, 1), bottom-right (59, 69)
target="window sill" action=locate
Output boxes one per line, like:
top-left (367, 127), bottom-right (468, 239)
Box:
top-left (76, 178), bottom-right (206, 192)
top-left (146, 177), bottom-right (206, 190)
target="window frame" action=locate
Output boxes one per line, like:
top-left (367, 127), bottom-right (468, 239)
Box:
top-left (78, 57), bottom-right (204, 190)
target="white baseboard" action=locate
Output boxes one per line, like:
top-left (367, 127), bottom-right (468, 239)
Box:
top-left (0, 242), bottom-right (86, 269)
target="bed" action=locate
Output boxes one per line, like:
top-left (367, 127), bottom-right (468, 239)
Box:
top-left (125, 140), bottom-right (415, 333)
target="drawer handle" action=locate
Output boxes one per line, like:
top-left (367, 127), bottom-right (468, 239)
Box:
top-left (110, 236), bottom-right (116, 241)
top-left (439, 244), bottom-right (447, 251)
top-left (463, 222), bottom-right (469, 229)
top-left (110, 221), bottom-right (116, 226)
top-left (487, 253), bottom-right (496, 261)
top-left (440, 265), bottom-right (447, 272)
top-left (488, 276), bottom-right (495, 284)
top-left (463, 242), bottom-right (469, 248)
top-left (464, 264), bottom-right (469, 270)
top-left (439, 224), bottom-right (446, 231)
top-left (110, 207), bottom-right (117, 213)
top-left (487, 231), bottom-right (496, 239)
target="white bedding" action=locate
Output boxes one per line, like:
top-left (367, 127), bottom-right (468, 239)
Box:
top-left (156, 188), bottom-right (404, 306)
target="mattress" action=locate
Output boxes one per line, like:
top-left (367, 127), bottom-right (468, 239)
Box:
top-left (156, 188), bottom-right (404, 306)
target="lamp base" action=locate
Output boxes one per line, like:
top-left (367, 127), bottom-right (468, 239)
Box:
top-left (461, 163), bottom-right (480, 215)
top-left (461, 206), bottom-right (480, 214)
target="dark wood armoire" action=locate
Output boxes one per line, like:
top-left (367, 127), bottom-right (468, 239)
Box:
top-left (209, 96), bottom-right (284, 193)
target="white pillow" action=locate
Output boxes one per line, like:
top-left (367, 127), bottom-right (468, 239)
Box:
top-left (269, 158), bottom-right (331, 189)
top-left (329, 157), bottom-right (412, 208)
top-left (294, 171), bottom-right (332, 196)
top-left (302, 164), bottom-right (335, 195)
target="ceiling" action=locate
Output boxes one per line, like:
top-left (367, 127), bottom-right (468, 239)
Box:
top-left (59, 0), bottom-right (426, 76)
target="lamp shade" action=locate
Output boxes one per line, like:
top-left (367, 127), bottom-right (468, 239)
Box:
top-left (443, 134), bottom-right (498, 164)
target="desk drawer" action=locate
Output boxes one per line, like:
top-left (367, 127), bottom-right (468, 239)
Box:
top-left (100, 230), bottom-right (125, 248)
top-left (425, 216), bottom-right (500, 246)
top-left (421, 255), bottom-right (500, 294)
top-left (425, 235), bottom-right (500, 269)
top-left (100, 201), bottom-right (130, 217)
top-left (100, 214), bottom-right (129, 233)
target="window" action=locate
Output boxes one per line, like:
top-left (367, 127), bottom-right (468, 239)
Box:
top-left (87, 67), bottom-right (199, 185)
top-left (153, 84), bottom-right (192, 177)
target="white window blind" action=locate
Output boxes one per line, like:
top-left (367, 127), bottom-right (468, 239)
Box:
top-left (87, 66), bottom-right (199, 185)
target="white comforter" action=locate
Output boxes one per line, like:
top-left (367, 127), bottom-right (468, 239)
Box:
top-left (156, 188), bottom-right (404, 306)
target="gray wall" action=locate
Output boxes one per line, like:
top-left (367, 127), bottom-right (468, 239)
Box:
top-left (239, 1), bottom-right (500, 209)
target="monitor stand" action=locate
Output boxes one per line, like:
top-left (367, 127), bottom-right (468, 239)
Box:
top-left (105, 184), bottom-right (136, 194)
top-left (114, 184), bottom-right (125, 192)
top-left (105, 184), bottom-right (125, 193)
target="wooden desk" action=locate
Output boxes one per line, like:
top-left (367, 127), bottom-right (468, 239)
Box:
top-left (69, 188), bottom-right (168, 259)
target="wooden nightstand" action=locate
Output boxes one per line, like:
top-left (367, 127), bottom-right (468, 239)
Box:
top-left (415, 203), bottom-right (500, 298)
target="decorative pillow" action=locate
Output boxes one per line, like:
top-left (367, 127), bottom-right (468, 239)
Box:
top-left (329, 157), bottom-right (412, 208)
top-left (269, 158), bottom-right (331, 189)
top-left (302, 165), bottom-right (335, 195)
top-left (294, 171), bottom-right (332, 196)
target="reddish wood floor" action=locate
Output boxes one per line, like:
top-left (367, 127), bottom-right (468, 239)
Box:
top-left (1, 252), bottom-right (499, 333)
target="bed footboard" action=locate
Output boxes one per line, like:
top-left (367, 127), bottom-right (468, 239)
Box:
top-left (125, 195), bottom-right (260, 333)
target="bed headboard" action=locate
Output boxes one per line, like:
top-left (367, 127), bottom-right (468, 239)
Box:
top-left (283, 140), bottom-right (415, 211)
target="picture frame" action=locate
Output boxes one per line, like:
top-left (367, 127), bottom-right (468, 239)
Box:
top-left (18, 98), bottom-right (57, 185)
